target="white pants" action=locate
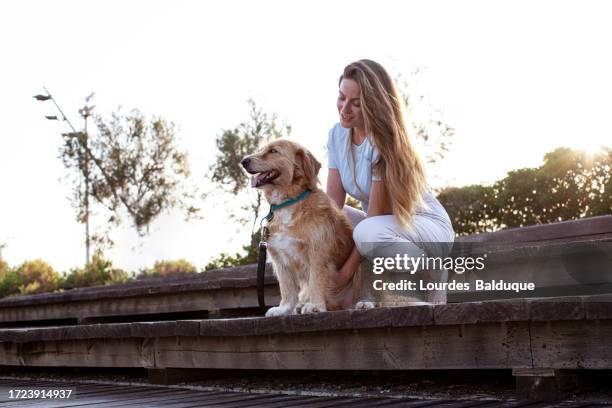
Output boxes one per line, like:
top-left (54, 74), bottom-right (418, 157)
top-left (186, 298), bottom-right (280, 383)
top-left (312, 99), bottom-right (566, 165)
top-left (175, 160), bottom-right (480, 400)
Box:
top-left (344, 204), bottom-right (454, 304)
top-left (344, 204), bottom-right (455, 260)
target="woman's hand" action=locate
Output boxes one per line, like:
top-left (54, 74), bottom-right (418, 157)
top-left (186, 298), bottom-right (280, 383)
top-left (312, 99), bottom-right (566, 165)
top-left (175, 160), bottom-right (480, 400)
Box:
top-left (333, 245), bottom-right (363, 293)
top-left (334, 263), bottom-right (355, 292)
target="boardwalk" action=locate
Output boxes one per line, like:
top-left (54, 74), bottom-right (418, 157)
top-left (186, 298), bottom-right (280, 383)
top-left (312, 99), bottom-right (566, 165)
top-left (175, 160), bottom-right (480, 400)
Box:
top-left (1, 378), bottom-right (609, 408)
top-left (0, 216), bottom-right (611, 403)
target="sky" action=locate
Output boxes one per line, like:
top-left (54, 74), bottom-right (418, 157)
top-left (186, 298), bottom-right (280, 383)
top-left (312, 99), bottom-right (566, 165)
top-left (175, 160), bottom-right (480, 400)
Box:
top-left (1, 0), bottom-right (611, 272)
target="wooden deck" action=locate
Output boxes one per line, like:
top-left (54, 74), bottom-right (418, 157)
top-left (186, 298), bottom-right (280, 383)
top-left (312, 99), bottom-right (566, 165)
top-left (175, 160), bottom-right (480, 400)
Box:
top-left (0, 265), bottom-right (281, 326)
top-left (0, 215), bottom-right (610, 328)
top-left (0, 377), bottom-right (605, 407)
top-left (1, 296), bottom-right (611, 371)
top-left (0, 216), bottom-right (611, 401)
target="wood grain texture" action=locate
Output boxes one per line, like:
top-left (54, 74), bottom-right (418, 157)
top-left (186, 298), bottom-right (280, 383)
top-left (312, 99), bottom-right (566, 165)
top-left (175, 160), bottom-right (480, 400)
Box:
top-left (530, 319), bottom-right (612, 369)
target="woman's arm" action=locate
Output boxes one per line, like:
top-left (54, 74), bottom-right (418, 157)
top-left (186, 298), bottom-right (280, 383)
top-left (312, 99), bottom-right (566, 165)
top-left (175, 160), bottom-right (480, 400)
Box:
top-left (335, 179), bottom-right (393, 291)
top-left (366, 179), bottom-right (393, 216)
top-left (326, 169), bottom-right (346, 209)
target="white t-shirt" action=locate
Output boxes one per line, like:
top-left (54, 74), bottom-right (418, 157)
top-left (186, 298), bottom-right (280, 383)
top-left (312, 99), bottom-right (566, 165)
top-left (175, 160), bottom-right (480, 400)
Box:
top-left (327, 123), bottom-right (380, 212)
top-left (327, 123), bottom-right (443, 218)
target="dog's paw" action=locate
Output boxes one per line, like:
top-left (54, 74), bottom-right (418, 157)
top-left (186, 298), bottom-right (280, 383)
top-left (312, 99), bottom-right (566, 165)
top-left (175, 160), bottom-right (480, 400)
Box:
top-left (265, 305), bottom-right (293, 317)
top-left (301, 302), bottom-right (326, 314)
top-left (294, 303), bottom-right (305, 314)
top-left (355, 300), bottom-right (377, 310)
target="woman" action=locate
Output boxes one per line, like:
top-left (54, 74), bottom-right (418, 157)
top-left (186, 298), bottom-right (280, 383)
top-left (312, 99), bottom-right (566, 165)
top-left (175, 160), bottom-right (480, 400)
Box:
top-left (327, 59), bottom-right (454, 297)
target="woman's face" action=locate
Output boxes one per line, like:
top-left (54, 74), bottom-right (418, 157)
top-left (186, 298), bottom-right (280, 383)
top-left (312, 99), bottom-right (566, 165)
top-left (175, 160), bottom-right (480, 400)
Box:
top-left (337, 78), bottom-right (365, 129)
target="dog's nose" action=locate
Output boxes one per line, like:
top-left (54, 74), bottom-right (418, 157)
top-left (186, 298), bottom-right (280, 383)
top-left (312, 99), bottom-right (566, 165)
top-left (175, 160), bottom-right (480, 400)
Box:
top-left (240, 158), bottom-right (251, 168)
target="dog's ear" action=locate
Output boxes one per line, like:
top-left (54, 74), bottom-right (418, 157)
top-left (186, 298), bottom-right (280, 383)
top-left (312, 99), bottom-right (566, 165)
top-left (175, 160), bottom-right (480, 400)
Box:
top-left (296, 148), bottom-right (321, 189)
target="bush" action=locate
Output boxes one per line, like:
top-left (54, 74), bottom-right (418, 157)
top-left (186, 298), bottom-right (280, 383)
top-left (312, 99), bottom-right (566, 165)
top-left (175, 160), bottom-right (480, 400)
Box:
top-left (137, 259), bottom-right (198, 279)
top-left (0, 268), bottom-right (22, 298)
top-left (60, 253), bottom-right (129, 289)
top-left (13, 259), bottom-right (60, 295)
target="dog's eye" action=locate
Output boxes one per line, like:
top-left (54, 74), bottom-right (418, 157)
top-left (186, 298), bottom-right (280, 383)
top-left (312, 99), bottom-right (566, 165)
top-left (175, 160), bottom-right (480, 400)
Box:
top-left (269, 148), bottom-right (278, 154)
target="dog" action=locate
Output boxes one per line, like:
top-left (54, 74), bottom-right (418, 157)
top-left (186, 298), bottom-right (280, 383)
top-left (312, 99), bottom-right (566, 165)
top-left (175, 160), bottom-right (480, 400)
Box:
top-left (241, 139), bottom-right (373, 316)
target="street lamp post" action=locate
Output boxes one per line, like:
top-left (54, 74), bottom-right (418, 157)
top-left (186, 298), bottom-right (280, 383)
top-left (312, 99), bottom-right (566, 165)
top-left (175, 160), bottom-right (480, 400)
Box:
top-left (34, 88), bottom-right (95, 264)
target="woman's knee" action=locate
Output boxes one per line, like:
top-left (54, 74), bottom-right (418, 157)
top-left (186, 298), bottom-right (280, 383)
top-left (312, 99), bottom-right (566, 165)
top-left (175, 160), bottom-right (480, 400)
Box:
top-left (352, 216), bottom-right (398, 253)
top-left (353, 217), bottom-right (377, 246)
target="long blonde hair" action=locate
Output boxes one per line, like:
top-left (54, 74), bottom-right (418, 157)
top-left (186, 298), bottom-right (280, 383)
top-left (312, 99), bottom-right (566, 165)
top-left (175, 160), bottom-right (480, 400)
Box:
top-left (341, 59), bottom-right (428, 227)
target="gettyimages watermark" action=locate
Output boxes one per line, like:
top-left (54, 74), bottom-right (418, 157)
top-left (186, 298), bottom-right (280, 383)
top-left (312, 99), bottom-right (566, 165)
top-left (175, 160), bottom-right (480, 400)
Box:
top-left (358, 241), bottom-right (612, 301)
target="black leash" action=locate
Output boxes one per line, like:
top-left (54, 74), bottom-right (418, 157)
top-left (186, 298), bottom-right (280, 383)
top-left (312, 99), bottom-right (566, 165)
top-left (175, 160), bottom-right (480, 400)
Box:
top-left (257, 224), bottom-right (269, 314)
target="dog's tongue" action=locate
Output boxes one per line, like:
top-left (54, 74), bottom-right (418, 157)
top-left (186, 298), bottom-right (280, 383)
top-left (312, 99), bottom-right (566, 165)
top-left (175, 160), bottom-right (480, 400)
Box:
top-left (251, 173), bottom-right (264, 188)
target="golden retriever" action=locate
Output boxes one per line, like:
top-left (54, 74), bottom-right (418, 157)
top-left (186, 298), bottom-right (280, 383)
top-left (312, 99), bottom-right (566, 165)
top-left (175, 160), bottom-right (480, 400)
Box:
top-left (241, 139), bottom-right (370, 316)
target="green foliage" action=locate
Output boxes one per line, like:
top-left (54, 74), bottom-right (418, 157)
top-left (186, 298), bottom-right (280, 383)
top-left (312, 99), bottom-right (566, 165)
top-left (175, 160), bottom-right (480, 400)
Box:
top-left (438, 147), bottom-right (612, 235)
top-left (0, 268), bottom-right (22, 298)
top-left (60, 252), bottom-right (129, 289)
top-left (436, 184), bottom-right (497, 235)
top-left (210, 99), bottom-right (291, 195)
top-left (137, 259), bottom-right (198, 279)
top-left (14, 259), bottom-right (60, 295)
top-left (60, 107), bottom-right (199, 252)
top-left (206, 99), bottom-right (291, 269)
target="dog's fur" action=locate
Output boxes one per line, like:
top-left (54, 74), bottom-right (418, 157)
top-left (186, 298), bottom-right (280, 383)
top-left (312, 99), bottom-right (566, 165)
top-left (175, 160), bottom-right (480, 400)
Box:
top-left (241, 139), bottom-right (370, 316)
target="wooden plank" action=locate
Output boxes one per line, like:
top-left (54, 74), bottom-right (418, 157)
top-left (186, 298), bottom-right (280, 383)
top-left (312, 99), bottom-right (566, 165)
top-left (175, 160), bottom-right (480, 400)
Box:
top-left (0, 264), bottom-right (274, 308)
top-left (150, 392), bottom-right (253, 408)
top-left (52, 389), bottom-right (190, 408)
top-left (415, 401), bottom-right (499, 408)
top-left (457, 215), bottom-right (612, 243)
top-left (0, 386), bottom-right (176, 408)
top-left (61, 390), bottom-right (230, 408)
top-left (339, 399), bottom-right (423, 408)
top-left (162, 395), bottom-right (318, 408)
top-left (120, 392), bottom-right (272, 408)
top-left (2, 298), bottom-right (577, 344)
top-left (0, 287), bottom-right (281, 324)
top-left (584, 294), bottom-right (612, 319)
top-left (528, 297), bottom-right (585, 321)
top-left (286, 397), bottom-right (368, 408)
top-left (0, 320), bottom-right (532, 370)
top-left (531, 319), bottom-right (612, 369)
top-left (158, 322), bottom-right (532, 370)
top-left (176, 394), bottom-right (309, 408)
top-left (0, 382), bottom-right (130, 403)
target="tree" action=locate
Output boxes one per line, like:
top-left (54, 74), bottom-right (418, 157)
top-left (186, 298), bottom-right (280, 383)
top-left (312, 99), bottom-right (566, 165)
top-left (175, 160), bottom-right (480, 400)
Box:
top-left (210, 99), bottom-right (291, 222)
top-left (210, 100), bottom-right (290, 220)
top-left (60, 108), bottom-right (200, 251)
top-left (438, 147), bottom-right (612, 235)
top-left (206, 99), bottom-right (290, 268)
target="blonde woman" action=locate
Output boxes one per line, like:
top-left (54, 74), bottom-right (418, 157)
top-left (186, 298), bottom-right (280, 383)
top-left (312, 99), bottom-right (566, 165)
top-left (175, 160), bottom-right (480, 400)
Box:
top-left (327, 59), bottom-right (454, 296)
